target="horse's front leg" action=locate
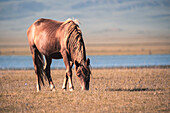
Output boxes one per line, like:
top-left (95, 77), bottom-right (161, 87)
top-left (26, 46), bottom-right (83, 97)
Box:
top-left (62, 51), bottom-right (74, 91)
top-left (62, 74), bottom-right (68, 90)
top-left (62, 61), bottom-right (73, 90)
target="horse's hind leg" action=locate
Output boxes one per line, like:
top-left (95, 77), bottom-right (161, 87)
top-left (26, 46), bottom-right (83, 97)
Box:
top-left (44, 56), bottom-right (55, 91)
top-left (31, 45), bottom-right (44, 92)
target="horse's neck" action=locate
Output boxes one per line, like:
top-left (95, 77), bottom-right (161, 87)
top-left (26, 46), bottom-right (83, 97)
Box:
top-left (66, 22), bottom-right (86, 63)
top-left (72, 43), bottom-right (86, 63)
top-left (68, 36), bottom-right (86, 63)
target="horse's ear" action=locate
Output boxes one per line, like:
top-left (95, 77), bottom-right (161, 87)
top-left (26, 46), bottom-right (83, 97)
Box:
top-left (75, 60), bottom-right (80, 71)
top-left (86, 58), bottom-right (90, 66)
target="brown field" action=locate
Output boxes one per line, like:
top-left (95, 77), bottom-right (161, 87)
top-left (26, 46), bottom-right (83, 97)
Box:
top-left (0, 68), bottom-right (169, 112)
top-left (0, 42), bottom-right (170, 56)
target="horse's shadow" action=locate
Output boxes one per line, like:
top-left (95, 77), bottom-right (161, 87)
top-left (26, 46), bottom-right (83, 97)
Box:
top-left (105, 88), bottom-right (163, 92)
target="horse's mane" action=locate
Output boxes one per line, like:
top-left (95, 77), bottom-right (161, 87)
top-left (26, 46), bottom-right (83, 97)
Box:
top-left (63, 18), bottom-right (80, 25)
top-left (64, 19), bottom-right (86, 63)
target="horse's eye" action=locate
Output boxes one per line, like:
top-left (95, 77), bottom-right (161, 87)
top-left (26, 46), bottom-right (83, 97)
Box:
top-left (77, 74), bottom-right (80, 77)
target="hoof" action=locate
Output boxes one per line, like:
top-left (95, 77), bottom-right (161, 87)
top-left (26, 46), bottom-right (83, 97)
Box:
top-left (37, 84), bottom-right (41, 92)
top-left (69, 88), bottom-right (74, 91)
top-left (62, 86), bottom-right (66, 89)
top-left (62, 87), bottom-right (67, 91)
top-left (50, 84), bottom-right (55, 92)
top-left (37, 88), bottom-right (41, 92)
top-left (69, 87), bottom-right (74, 91)
top-left (51, 88), bottom-right (56, 92)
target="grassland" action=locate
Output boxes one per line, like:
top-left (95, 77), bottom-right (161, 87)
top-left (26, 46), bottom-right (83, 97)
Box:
top-left (0, 68), bottom-right (169, 112)
top-left (0, 42), bottom-right (170, 56)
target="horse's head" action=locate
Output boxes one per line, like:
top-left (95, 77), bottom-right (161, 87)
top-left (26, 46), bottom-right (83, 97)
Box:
top-left (75, 58), bottom-right (91, 90)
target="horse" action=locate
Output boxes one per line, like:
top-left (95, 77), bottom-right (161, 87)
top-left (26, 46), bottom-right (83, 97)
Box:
top-left (27, 18), bottom-right (91, 92)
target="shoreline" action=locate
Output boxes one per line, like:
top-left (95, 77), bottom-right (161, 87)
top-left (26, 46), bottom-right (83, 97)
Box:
top-left (0, 53), bottom-right (170, 56)
top-left (1, 65), bottom-right (170, 70)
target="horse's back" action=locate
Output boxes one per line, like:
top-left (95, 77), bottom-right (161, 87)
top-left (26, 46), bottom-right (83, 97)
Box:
top-left (27, 18), bottom-right (64, 40)
top-left (27, 18), bottom-right (65, 56)
top-left (34, 18), bottom-right (63, 29)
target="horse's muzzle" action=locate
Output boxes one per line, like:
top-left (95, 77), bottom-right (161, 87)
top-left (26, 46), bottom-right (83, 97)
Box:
top-left (82, 83), bottom-right (89, 90)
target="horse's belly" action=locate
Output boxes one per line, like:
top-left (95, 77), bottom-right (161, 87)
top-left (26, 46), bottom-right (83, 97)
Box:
top-left (49, 52), bottom-right (62, 59)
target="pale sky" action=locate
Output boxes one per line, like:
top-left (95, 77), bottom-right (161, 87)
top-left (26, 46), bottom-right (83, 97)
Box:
top-left (0, 0), bottom-right (170, 44)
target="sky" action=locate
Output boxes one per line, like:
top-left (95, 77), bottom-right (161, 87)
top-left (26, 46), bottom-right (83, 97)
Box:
top-left (0, 0), bottom-right (170, 44)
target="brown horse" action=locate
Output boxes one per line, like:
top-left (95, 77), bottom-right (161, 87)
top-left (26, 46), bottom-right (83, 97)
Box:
top-left (27, 18), bottom-right (91, 92)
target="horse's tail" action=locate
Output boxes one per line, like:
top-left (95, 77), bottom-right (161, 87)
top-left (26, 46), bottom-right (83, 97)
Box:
top-left (33, 45), bottom-right (46, 86)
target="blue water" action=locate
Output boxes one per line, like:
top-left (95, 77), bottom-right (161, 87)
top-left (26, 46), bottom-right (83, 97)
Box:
top-left (0, 55), bottom-right (170, 69)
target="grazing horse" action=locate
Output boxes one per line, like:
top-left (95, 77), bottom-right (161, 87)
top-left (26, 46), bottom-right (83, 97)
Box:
top-left (27, 18), bottom-right (91, 92)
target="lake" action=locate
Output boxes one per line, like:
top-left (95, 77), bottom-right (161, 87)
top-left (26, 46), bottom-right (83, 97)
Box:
top-left (0, 54), bottom-right (170, 69)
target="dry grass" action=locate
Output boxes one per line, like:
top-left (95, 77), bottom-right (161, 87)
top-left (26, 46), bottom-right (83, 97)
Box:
top-left (0, 68), bottom-right (169, 112)
top-left (0, 43), bottom-right (170, 56)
